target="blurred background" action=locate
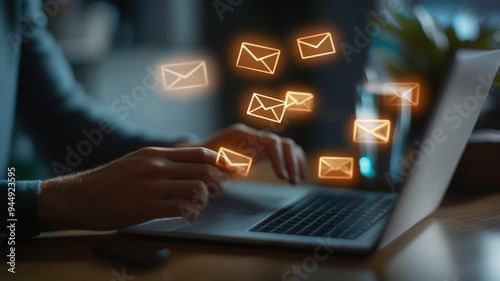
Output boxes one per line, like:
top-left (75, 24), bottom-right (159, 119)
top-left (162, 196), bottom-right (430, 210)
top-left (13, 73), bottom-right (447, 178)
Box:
top-left (12, 0), bottom-right (500, 188)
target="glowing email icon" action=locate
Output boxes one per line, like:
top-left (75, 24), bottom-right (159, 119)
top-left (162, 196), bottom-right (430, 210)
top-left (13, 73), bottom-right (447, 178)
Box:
top-left (285, 91), bottom-right (314, 112)
top-left (297, 32), bottom-right (335, 59)
top-left (236, 42), bottom-right (281, 74)
top-left (216, 147), bottom-right (253, 176)
top-left (353, 119), bottom-right (391, 144)
top-left (247, 93), bottom-right (286, 123)
top-left (385, 83), bottom-right (420, 106)
top-left (161, 60), bottom-right (208, 91)
top-left (318, 157), bottom-right (354, 179)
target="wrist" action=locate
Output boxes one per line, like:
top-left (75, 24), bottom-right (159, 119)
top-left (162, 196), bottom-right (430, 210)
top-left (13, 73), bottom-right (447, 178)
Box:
top-left (38, 177), bottom-right (74, 231)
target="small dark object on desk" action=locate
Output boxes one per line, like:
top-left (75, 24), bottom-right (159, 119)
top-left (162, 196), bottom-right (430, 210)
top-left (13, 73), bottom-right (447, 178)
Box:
top-left (92, 240), bottom-right (171, 268)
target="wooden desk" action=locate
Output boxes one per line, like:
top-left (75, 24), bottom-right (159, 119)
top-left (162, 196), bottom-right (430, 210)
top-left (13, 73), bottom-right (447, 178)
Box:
top-left (2, 189), bottom-right (500, 281)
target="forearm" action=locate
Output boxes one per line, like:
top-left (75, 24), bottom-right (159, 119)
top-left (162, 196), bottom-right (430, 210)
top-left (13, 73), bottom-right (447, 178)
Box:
top-left (0, 179), bottom-right (41, 241)
top-left (38, 177), bottom-right (76, 232)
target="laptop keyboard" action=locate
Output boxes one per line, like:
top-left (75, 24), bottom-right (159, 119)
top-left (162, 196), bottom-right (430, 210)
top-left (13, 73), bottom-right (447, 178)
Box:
top-left (249, 191), bottom-right (395, 239)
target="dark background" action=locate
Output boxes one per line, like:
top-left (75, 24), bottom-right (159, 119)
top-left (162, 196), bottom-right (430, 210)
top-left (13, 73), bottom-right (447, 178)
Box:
top-left (12, 0), bottom-right (500, 180)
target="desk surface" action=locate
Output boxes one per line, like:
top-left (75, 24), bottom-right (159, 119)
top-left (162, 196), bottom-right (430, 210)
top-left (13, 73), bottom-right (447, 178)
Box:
top-left (2, 187), bottom-right (500, 281)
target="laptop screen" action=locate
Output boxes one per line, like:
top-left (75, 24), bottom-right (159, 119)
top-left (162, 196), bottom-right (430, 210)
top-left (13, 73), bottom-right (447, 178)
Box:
top-left (379, 49), bottom-right (500, 247)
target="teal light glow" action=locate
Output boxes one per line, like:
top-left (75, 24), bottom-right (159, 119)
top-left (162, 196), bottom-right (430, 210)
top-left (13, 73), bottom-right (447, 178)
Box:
top-left (359, 157), bottom-right (375, 178)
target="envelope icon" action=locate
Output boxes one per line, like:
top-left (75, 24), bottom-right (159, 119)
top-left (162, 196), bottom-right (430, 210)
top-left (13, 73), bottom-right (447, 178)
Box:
top-left (216, 147), bottom-right (253, 176)
top-left (285, 91), bottom-right (314, 112)
top-left (297, 32), bottom-right (336, 59)
top-left (161, 60), bottom-right (208, 91)
top-left (318, 157), bottom-right (354, 179)
top-left (353, 119), bottom-right (391, 143)
top-left (236, 42), bottom-right (281, 74)
top-left (247, 93), bottom-right (286, 123)
top-left (384, 83), bottom-right (420, 106)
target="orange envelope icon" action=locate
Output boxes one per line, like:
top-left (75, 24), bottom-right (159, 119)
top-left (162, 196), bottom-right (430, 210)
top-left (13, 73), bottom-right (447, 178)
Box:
top-left (236, 42), bottom-right (281, 74)
top-left (353, 119), bottom-right (391, 144)
top-left (318, 157), bottom-right (354, 179)
top-left (285, 91), bottom-right (314, 112)
top-left (247, 93), bottom-right (286, 123)
top-left (161, 60), bottom-right (208, 91)
top-left (384, 83), bottom-right (420, 106)
top-left (216, 147), bottom-right (253, 176)
top-left (297, 32), bottom-right (336, 59)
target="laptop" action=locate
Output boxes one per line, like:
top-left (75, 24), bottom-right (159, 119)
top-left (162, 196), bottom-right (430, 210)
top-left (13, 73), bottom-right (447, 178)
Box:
top-left (124, 49), bottom-right (500, 254)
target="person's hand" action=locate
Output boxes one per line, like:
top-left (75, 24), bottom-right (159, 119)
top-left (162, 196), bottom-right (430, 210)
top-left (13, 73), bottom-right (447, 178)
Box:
top-left (38, 147), bottom-right (229, 231)
top-left (193, 123), bottom-right (308, 184)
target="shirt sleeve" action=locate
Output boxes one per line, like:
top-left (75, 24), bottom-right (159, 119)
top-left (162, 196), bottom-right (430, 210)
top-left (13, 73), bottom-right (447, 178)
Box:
top-left (0, 180), bottom-right (41, 241)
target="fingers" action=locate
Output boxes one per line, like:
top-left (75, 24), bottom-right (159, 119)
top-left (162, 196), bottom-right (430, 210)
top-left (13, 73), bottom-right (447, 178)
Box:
top-left (295, 145), bottom-right (308, 180)
top-left (219, 124), bottom-right (308, 184)
top-left (136, 126), bottom-right (307, 187)
top-left (162, 147), bottom-right (219, 164)
top-left (163, 162), bottom-right (227, 198)
top-left (133, 147), bottom-right (227, 197)
top-left (280, 138), bottom-right (308, 184)
top-left (259, 132), bottom-right (289, 180)
top-left (138, 147), bottom-right (219, 165)
top-left (153, 180), bottom-right (209, 209)
top-left (255, 132), bottom-right (310, 184)
top-left (282, 138), bottom-right (301, 184)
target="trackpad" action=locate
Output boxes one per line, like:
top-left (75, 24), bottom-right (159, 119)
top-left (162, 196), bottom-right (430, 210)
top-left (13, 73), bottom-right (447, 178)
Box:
top-left (203, 192), bottom-right (283, 215)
